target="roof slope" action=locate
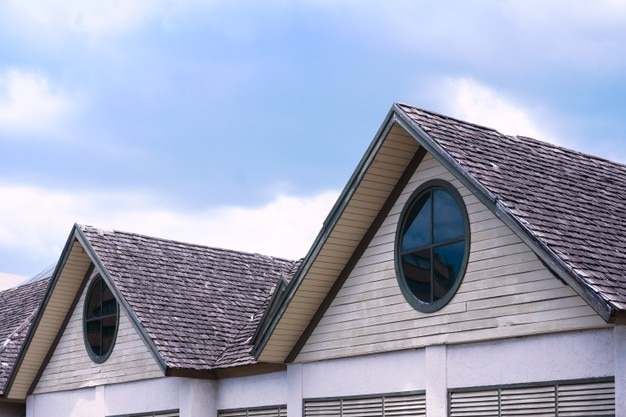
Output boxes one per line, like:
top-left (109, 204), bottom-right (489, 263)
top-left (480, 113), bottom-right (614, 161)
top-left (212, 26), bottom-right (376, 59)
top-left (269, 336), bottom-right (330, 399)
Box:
top-left (0, 278), bottom-right (50, 396)
top-left (398, 103), bottom-right (626, 313)
top-left (80, 225), bottom-right (300, 371)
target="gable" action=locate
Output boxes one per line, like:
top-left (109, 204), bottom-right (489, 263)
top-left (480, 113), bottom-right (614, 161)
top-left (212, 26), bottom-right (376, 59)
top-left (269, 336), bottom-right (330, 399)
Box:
top-left (296, 153), bottom-right (609, 362)
top-left (33, 269), bottom-right (163, 394)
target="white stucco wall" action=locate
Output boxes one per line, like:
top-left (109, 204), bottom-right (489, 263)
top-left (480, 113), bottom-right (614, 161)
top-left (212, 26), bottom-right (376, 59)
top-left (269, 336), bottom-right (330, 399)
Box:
top-left (27, 377), bottom-right (216, 417)
top-left (289, 328), bottom-right (617, 417)
top-left (23, 327), bottom-right (623, 417)
top-left (217, 371), bottom-right (287, 411)
top-left (447, 327), bottom-right (614, 388)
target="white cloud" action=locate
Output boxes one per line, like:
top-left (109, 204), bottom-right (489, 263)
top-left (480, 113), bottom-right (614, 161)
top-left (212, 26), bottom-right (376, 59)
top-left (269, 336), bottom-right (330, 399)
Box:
top-left (437, 77), bottom-right (558, 143)
top-left (0, 184), bottom-right (339, 275)
top-left (6, 0), bottom-right (205, 38)
top-left (0, 69), bottom-right (72, 137)
top-left (0, 273), bottom-right (26, 291)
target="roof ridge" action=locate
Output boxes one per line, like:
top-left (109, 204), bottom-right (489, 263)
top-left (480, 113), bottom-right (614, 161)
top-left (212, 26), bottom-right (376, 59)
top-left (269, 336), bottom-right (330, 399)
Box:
top-left (396, 102), bottom-right (500, 133)
top-left (397, 102), bottom-right (626, 170)
top-left (79, 224), bottom-right (298, 263)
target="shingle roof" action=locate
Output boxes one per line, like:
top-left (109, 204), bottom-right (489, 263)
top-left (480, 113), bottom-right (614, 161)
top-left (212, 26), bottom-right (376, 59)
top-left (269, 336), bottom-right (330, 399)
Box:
top-left (397, 103), bottom-right (626, 312)
top-left (80, 225), bottom-right (300, 371)
top-left (0, 278), bottom-right (50, 396)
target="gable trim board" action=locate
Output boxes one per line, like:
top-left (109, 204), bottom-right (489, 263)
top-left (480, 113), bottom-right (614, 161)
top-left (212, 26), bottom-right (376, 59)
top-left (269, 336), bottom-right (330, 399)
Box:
top-left (252, 108), bottom-right (421, 362)
top-left (3, 225), bottom-right (167, 400)
top-left (253, 103), bottom-right (620, 364)
top-left (284, 147), bottom-right (427, 363)
top-left (74, 226), bottom-right (168, 375)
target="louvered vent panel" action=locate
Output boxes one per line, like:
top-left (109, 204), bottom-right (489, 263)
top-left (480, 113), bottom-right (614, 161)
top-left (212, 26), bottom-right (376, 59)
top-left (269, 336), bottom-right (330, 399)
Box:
top-left (449, 390), bottom-right (499, 417)
top-left (248, 407), bottom-right (286, 417)
top-left (218, 406), bottom-right (286, 417)
top-left (500, 385), bottom-right (555, 416)
top-left (450, 379), bottom-right (615, 417)
top-left (218, 411), bottom-right (247, 417)
top-left (304, 392), bottom-right (425, 417)
top-left (384, 393), bottom-right (426, 417)
top-left (557, 381), bottom-right (615, 416)
top-left (304, 399), bottom-right (342, 417)
top-left (342, 396), bottom-right (383, 416)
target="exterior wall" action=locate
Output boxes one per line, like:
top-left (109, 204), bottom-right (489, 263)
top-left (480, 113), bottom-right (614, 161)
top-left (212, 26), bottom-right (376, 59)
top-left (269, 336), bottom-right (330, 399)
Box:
top-left (0, 402), bottom-right (24, 417)
top-left (217, 371), bottom-right (287, 412)
top-left (297, 153), bottom-right (609, 362)
top-left (287, 328), bottom-right (616, 417)
top-left (34, 271), bottom-right (163, 394)
top-left (27, 377), bottom-right (216, 417)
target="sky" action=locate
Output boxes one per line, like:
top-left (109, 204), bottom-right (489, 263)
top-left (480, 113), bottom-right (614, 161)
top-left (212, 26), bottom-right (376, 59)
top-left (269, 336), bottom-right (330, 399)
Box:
top-left (1, 0), bottom-right (626, 289)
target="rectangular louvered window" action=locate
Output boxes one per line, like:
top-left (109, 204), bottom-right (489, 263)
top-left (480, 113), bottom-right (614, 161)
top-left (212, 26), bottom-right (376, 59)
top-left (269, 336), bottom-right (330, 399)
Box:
top-left (107, 410), bottom-right (179, 417)
top-left (218, 405), bottom-right (287, 417)
top-left (304, 391), bottom-right (426, 417)
top-left (449, 378), bottom-right (615, 417)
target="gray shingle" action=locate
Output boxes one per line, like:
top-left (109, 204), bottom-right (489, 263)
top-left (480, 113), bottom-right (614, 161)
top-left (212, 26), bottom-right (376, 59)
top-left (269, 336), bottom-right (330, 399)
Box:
top-left (398, 103), bottom-right (626, 312)
top-left (80, 226), bottom-right (300, 371)
top-left (0, 278), bottom-right (50, 396)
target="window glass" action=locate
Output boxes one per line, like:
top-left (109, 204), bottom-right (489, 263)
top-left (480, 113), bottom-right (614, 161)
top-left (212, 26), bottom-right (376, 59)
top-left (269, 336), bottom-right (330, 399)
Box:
top-left (433, 189), bottom-right (464, 243)
top-left (401, 193), bottom-right (432, 251)
top-left (396, 180), bottom-right (469, 312)
top-left (84, 275), bottom-right (118, 362)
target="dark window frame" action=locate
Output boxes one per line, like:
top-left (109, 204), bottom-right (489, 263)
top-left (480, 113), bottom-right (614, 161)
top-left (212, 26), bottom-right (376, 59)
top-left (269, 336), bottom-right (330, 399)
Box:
top-left (83, 274), bottom-right (120, 363)
top-left (395, 179), bottom-right (470, 313)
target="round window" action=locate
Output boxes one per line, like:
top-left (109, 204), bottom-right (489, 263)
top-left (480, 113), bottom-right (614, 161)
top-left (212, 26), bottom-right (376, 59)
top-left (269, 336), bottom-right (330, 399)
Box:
top-left (84, 275), bottom-right (119, 362)
top-left (396, 179), bottom-right (469, 313)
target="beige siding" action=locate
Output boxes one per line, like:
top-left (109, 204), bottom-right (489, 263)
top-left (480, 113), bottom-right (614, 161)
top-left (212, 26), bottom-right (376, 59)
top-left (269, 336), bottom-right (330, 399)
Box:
top-left (296, 154), bottom-right (609, 362)
top-left (34, 272), bottom-right (163, 393)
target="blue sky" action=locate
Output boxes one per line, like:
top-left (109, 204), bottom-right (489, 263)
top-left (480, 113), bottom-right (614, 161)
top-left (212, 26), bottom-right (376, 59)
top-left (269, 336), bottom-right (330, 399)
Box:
top-left (1, 1), bottom-right (626, 287)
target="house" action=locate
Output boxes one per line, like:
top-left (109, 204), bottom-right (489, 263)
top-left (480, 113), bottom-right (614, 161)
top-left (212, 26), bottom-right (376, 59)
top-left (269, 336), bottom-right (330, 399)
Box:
top-left (1, 103), bottom-right (625, 417)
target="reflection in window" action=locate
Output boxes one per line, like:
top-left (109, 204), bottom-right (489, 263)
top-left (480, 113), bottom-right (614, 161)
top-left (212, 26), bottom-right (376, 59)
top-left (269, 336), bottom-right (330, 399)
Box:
top-left (84, 275), bottom-right (118, 362)
top-left (397, 181), bottom-right (468, 312)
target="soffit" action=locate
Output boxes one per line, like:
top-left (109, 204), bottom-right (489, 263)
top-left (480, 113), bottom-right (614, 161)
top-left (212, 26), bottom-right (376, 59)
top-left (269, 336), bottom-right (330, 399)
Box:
top-left (6, 238), bottom-right (91, 400)
top-left (258, 123), bottom-right (419, 362)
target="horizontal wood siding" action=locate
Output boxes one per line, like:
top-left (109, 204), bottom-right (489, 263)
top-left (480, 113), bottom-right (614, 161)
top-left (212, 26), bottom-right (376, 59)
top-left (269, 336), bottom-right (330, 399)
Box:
top-left (34, 273), bottom-right (163, 393)
top-left (296, 154), bottom-right (609, 362)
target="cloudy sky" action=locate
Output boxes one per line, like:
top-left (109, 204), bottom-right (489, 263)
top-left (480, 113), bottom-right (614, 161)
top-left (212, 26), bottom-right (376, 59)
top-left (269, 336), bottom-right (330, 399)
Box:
top-left (1, 1), bottom-right (625, 288)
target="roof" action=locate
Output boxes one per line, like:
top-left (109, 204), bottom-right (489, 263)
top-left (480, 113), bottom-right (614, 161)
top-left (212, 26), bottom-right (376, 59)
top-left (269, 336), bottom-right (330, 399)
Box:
top-left (254, 102), bottom-right (626, 362)
top-left (80, 225), bottom-right (300, 371)
top-left (0, 278), bottom-right (50, 397)
top-left (396, 103), bottom-right (626, 314)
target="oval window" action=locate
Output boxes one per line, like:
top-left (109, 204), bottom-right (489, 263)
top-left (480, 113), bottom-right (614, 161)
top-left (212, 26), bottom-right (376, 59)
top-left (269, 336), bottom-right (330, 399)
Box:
top-left (84, 275), bottom-right (119, 362)
top-left (396, 179), bottom-right (469, 312)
